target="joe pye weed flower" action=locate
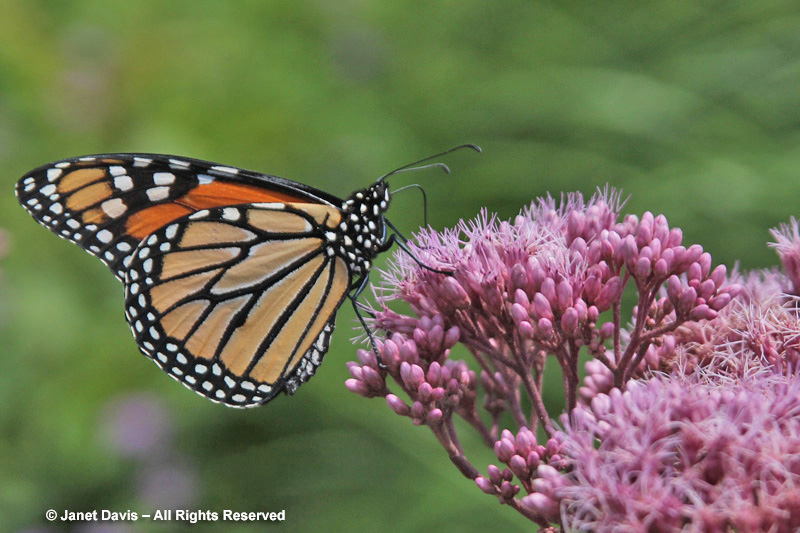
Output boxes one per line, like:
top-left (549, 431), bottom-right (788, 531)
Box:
top-left (345, 187), bottom-right (800, 531)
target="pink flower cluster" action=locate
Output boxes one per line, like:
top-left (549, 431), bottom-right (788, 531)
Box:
top-left (476, 427), bottom-right (568, 522)
top-left (559, 372), bottom-right (800, 532)
top-left (343, 187), bottom-right (800, 529)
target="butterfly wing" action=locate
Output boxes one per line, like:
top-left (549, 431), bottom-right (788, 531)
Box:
top-left (15, 154), bottom-right (341, 280)
top-left (123, 202), bottom-right (352, 407)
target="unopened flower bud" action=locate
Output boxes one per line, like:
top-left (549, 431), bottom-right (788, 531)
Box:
top-left (386, 394), bottom-right (410, 415)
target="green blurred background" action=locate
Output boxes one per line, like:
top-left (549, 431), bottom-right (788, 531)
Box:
top-left (1, 1), bottom-right (799, 531)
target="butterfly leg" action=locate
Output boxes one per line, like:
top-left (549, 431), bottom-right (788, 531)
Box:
top-left (381, 221), bottom-right (454, 276)
top-left (349, 274), bottom-right (388, 369)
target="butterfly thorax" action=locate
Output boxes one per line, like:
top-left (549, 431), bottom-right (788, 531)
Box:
top-left (328, 181), bottom-right (390, 278)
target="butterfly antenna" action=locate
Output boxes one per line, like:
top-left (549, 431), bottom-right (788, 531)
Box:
top-left (391, 183), bottom-right (429, 227)
top-left (378, 143), bottom-right (482, 182)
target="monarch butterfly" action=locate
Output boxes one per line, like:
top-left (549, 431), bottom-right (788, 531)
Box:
top-left (15, 146), bottom-right (478, 407)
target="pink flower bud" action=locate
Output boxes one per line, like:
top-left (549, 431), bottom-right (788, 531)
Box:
top-left (667, 275), bottom-right (682, 302)
top-left (427, 361), bottom-right (441, 385)
top-left (533, 292), bottom-right (554, 321)
top-left (620, 235), bottom-right (639, 268)
top-left (398, 339), bottom-right (418, 364)
top-left (709, 292), bottom-right (731, 311)
top-left (537, 464), bottom-right (564, 484)
top-left (635, 257), bottom-right (651, 278)
top-left (499, 480), bottom-right (517, 499)
top-left (636, 218), bottom-right (653, 247)
top-left (541, 278), bottom-right (556, 304)
top-left (683, 245), bottom-right (704, 270)
top-left (654, 258), bottom-right (669, 278)
top-left (653, 214), bottom-right (669, 242)
top-left (698, 279), bottom-right (717, 300)
top-left (595, 276), bottom-right (623, 310)
top-left (650, 232), bottom-right (662, 254)
top-left (600, 321), bottom-right (615, 339)
top-left (511, 303), bottom-right (529, 325)
top-left (347, 362), bottom-right (363, 380)
top-left (520, 493), bottom-right (560, 521)
top-left (690, 304), bottom-right (716, 321)
top-left (557, 280), bottom-right (573, 311)
top-left (584, 275), bottom-right (601, 301)
top-left (710, 264), bottom-right (727, 288)
top-left (475, 476), bottom-right (495, 494)
top-left (570, 236), bottom-right (587, 255)
top-left (527, 450), bottom-right (541, 470)
top-left (400, 362), bottom-right (425, 389)
top-left (386, 394), bottom-right (410, 415)
top-left (568, 210), bottom-right (585, 238)
top-left (417, 382), bottom-right (433, 402)
top-left (698, 252), bottom-right (712, 278)
top-left (425, 408), bottom-right (443, 424)
top-left (345, 379), bottom-right (369, 397)
top-left (442, 276), bottom-right (470, 308)
top-left (494, 439), bottom-right (515, 463)
top-left (509, 455), bottom-right (529, 478)
top-left (487, 464), bottom-right (502, 485)
top-left (510, 263), bottom-right (527, 291)
top-left (428, 324), bottom-right (444, 350)
top-left (361, 366), bottom-right (385, 391)
top-left (444, 326), bottom-right (460, 348)
top-left (561, 308), bottom-right (579, 334)
top-left (358, 347), bottom-right (379, 368)
top-left (677, 287), bottom-right (697, 314)
top-left (537, 318), bottom-right (554, 338)
top-left (687, 262), bottom-right (701, 282)
top-left (413, 327), bottom-right (427, 347)
top-left (514, 288), bottom-right (530, 307)
top-left (518, 320), bottom-right (534, 338)
top-left (668, 227), bottom-right (683, 247)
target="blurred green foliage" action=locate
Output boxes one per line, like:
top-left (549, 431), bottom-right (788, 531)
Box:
top-left (2, 1), bottom-right (800, 531)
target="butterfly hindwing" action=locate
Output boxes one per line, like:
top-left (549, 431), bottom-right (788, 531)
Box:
top-left (123, 203), bottom-right (351, 407)
top-left (15, 154), bottom-right (339, 280)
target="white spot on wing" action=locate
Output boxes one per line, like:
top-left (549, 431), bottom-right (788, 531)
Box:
top-left (210, 166), bottom-right (239, 175)
top-left (154, 172), bottom-right (176, 185)
top-left (102, 198), bottom-right (127, 218)
top-left (40, 184), bottom-right (56, 196)
top-left (169, 158), bottom-right (190, 168)
top-left (222, 208), bottom-right (240, 221)
top-left (97, 229), bottom-right (113, 243)
top-left (165, 224), bottom-right (179, 239)
top-left (114, 175), bottom-right (133, 191)
top-left (47, 168), bottom-right (62, 181)
top-left (146, 186), bottom-right (170, 201)
top-left (109, 166), bottom-right (126, 176)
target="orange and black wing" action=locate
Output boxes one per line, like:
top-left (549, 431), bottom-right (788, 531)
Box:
top-left (15, 154), bottom-right (341, 280)
top-left (123, 202), bottom-right (352, 407)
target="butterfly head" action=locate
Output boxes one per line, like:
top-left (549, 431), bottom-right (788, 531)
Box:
top-left (336, 181), bottom-right (391, 276)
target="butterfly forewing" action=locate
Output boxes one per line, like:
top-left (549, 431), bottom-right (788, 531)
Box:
top-left (15, 154), bottom-right (338, 280)
top-left (123, 203), bottom-right (351, 407)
